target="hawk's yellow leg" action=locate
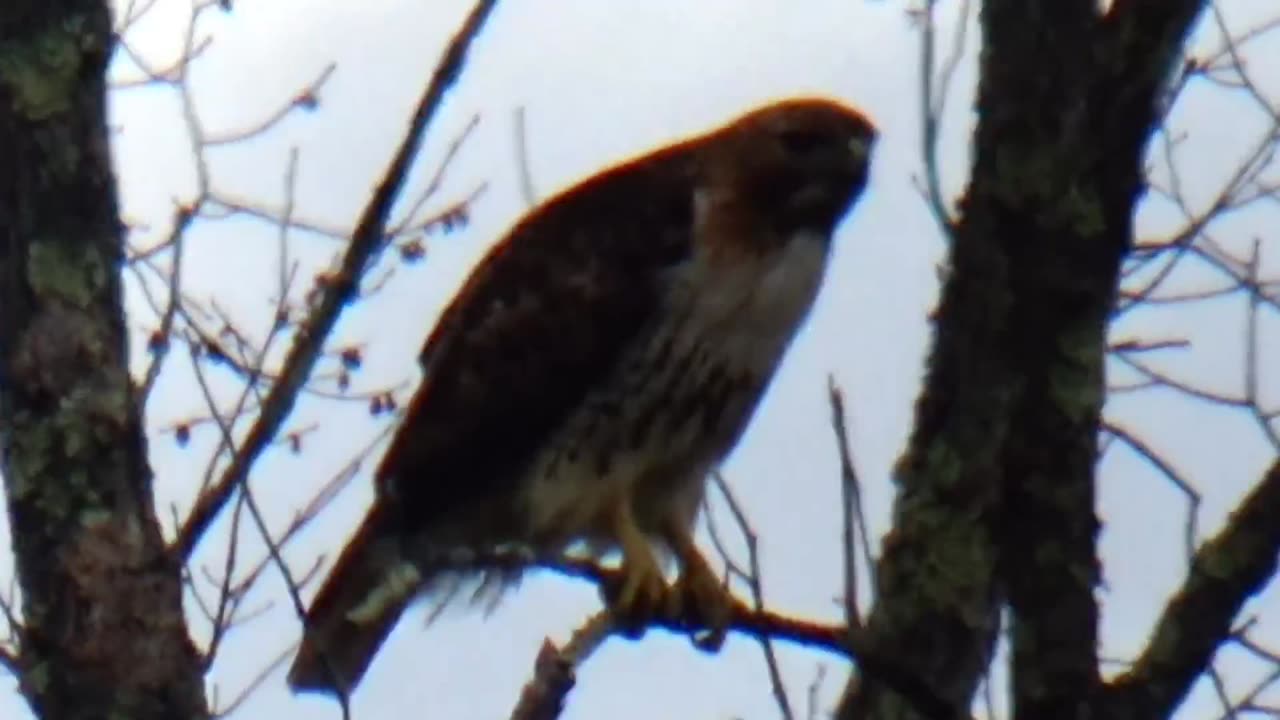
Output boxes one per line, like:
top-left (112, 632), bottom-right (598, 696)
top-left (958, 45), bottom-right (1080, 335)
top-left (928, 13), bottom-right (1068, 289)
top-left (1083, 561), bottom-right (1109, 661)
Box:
top-left (664, 522), bottom-right (734, 651)
top-left (607, 500), bottom-right (668, 636)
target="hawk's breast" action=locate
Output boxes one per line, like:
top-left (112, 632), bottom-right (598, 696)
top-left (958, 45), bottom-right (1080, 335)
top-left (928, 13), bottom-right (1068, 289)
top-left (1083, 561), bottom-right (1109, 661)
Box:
top-left (682, 228), bottom-right (831, 373)
top-left (520, 229), bottom-right (832, 544)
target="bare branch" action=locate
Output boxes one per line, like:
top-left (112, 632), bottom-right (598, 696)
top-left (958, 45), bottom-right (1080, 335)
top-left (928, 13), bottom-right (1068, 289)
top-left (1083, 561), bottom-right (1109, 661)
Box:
top-left (805, 664), bottom-right (828, 720)
top-left (187, 344), bottom-right (353, 719)
top-left (1102, 459), bottom-right (1280, 717)
top-left (513, 105), bottom-right (539, 206)
top-left (172, 0), bottom-right (501, 560)
top-left (203, 64), bottom-right (335, 146)
top-left (1103, 0), bottom-right (1208, 106)
top-left (913, 0), bottom-right (971, 234)
top-left (137, 204), bottom-right (196, 400)
top-left (509, 640), bottom-right (576, 720)
top-left (210, 642), bottom-right (298, 717)
top-left (1101, 421), bottom-right (1201, 560)
top-left (508, 612), bottom-right (612, 720)
top-left (710, 473), bottom-right (795, 720)
top-left (389, 113), bottom-right (481, 237)
top-left (421, 548), bottom-right (970, 720)
top-left (828, 376), bottom-right (876, 626)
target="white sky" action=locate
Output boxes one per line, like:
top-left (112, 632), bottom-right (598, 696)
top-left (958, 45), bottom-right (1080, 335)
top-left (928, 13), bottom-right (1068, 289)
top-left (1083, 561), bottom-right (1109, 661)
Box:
top-left (2, 1), bottom-right (1279, 719)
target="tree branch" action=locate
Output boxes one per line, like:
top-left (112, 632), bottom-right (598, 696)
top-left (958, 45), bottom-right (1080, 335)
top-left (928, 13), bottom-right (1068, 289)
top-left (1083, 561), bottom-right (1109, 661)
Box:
top-left (420, 549), bottom-right (971, 720)
top-left (708, 473), bottom-right (795, 720)
top-left (509, 640), bottom-right (577, 720)
top-left (1092, 0), bottom-right (1209, 208)
top-left (171, 0), bottom-right (501, 560)
top-left (920, 2), bottom-right (1209, 718)
top-left (508, 612), bottom-right (611, 720)
top-left (828, 376), bottom-right (875, 624)
top-left (0, 3), bottom-right (208, 716)
top-left (1103, 0), bottom-right (1208, 96)
top-left (1101, 459), bottom-right (1280, 718)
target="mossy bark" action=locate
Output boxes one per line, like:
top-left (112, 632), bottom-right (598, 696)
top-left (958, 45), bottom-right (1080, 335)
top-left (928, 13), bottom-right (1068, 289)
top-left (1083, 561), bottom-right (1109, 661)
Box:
top-left (836, 2), bottom-right (1208, 719)
top-left (1102, 461), bottom-right (1280, 717)
top-left (0, 3), bottom-right (208, 718)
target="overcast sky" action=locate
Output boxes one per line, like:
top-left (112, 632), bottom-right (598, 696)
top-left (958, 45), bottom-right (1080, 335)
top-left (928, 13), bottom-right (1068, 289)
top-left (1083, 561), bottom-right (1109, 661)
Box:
top-left (2, 1), bottom-right (1279, 719)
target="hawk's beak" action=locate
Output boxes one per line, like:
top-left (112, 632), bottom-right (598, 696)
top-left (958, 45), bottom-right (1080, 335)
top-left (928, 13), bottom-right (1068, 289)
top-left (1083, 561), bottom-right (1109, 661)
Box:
top-left (846, 134), bottom-right (874, 168)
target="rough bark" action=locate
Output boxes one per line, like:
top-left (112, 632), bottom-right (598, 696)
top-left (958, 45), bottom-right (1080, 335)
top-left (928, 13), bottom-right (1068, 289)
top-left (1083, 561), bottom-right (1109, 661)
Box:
top-left (836, 2), bottom-right (1209, 719)
top-left (1100, 460), bottom-right (1280, 718)
top-left (981, 3), bottom-right (1116, 717)
top-left (0, 2), bottom-right (208, 718)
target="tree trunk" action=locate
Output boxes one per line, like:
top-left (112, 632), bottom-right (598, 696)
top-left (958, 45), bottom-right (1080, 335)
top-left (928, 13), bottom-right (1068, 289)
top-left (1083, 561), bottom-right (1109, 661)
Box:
top-left (0, 2), bottom-right (208, 718)
top-left (836, 2), bottom-right (1207, 718)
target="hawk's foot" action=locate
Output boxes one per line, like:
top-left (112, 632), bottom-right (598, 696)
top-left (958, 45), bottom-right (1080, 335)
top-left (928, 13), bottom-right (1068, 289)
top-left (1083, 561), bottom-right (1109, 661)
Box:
top-left (668, 542), bottom-right (733, 651)
top-left (607, 548), bottom-right (668, 638)
top-left (601, 503), bottom-right (668, 638)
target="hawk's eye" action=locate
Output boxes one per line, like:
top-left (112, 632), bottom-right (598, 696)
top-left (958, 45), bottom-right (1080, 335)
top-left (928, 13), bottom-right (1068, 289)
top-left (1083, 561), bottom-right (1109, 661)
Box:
top-left (777, 128), bottom-right (829, 155)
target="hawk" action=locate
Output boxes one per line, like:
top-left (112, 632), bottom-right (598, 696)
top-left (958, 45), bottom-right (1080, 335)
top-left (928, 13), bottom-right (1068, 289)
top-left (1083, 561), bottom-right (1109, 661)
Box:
top-left (288, 96), bottom-right (877, 696)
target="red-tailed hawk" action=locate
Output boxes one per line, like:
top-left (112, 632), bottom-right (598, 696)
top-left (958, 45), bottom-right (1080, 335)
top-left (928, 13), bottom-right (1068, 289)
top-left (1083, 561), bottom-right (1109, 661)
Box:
top-left (288, 97), bottom-right (877, 696)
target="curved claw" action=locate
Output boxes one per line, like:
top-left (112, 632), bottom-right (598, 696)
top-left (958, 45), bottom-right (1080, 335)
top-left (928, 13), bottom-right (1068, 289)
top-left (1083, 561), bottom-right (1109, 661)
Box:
top-left (609, 552), bottom-right (668, 637)
top-left (602, 501), bottom-right (668, 638)
top-left (668, 547), bottom-right (733, 651)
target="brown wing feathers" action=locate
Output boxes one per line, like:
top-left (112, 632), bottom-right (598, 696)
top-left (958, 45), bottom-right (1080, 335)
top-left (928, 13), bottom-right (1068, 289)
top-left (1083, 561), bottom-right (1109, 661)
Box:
top-left (287, 98), bottom-right (878, 697)
top-left (287, 151), bottom-right (697, 695)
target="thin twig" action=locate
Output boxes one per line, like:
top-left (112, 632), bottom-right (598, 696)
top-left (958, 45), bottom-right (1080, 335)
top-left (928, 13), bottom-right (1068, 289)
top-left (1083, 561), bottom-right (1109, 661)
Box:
top-left (202, 491), bottom-right (247, 667)
top-left (915, 0), bottom-right (969, 234)
top-left (805, 664), bottom-right (828, 720)
top-left (389, 113), bottom-right (481, 236)
top-left (514, 105), bottom-right (539, 205)
top-left (188, 345), bottom-right (353, 719)
top-left (203, 64), bottom-right (335, 146)
top-left (172, 0), bottom-right (501, 560)
top-left (829, 376), bottom-right (876, 618)
top-left (137, 204), bottom-right (196, 400)
top-left (211, 642), bottom-right (299, 717)
top-left (1101, 421), bottom-right (1201, 561)
top-left (712, 473), bottom-right (795, 720)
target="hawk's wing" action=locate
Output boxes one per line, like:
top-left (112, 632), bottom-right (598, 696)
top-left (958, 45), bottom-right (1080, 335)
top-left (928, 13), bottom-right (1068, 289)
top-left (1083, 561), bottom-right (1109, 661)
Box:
top-left (289, 147), bottom-right (699, 696)
top-left (378, 145), bottom-right (697, 533)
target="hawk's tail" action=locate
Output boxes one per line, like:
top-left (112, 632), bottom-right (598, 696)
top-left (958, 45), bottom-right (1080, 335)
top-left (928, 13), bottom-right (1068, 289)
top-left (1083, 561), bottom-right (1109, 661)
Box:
top-left (287, 505), bottom-right (418, 697)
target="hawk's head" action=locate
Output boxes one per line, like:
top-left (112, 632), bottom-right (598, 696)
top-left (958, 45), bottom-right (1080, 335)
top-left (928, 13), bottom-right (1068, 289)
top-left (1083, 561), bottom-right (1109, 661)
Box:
top-left (699, 97), bottom-right (877, 236)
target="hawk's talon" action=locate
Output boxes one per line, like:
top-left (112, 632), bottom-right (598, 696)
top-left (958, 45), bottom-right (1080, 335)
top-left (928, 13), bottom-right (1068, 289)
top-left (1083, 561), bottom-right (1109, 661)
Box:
top-left (667, 544), bottom-right (734, 651)
top-left (606, 555), bottom-right (668, 638)
top-left (603, 502), bottom-right (669, 638)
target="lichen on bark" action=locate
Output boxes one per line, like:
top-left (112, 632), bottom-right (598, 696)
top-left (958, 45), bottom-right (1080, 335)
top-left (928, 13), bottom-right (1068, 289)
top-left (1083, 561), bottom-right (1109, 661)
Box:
top-left (0, 2), bottom-right (208, 718)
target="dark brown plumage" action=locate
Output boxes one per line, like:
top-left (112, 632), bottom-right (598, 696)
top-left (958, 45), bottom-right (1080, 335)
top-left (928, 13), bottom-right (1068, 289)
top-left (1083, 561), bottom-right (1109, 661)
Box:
top-left (288, 97), bottom-right (877, 697)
